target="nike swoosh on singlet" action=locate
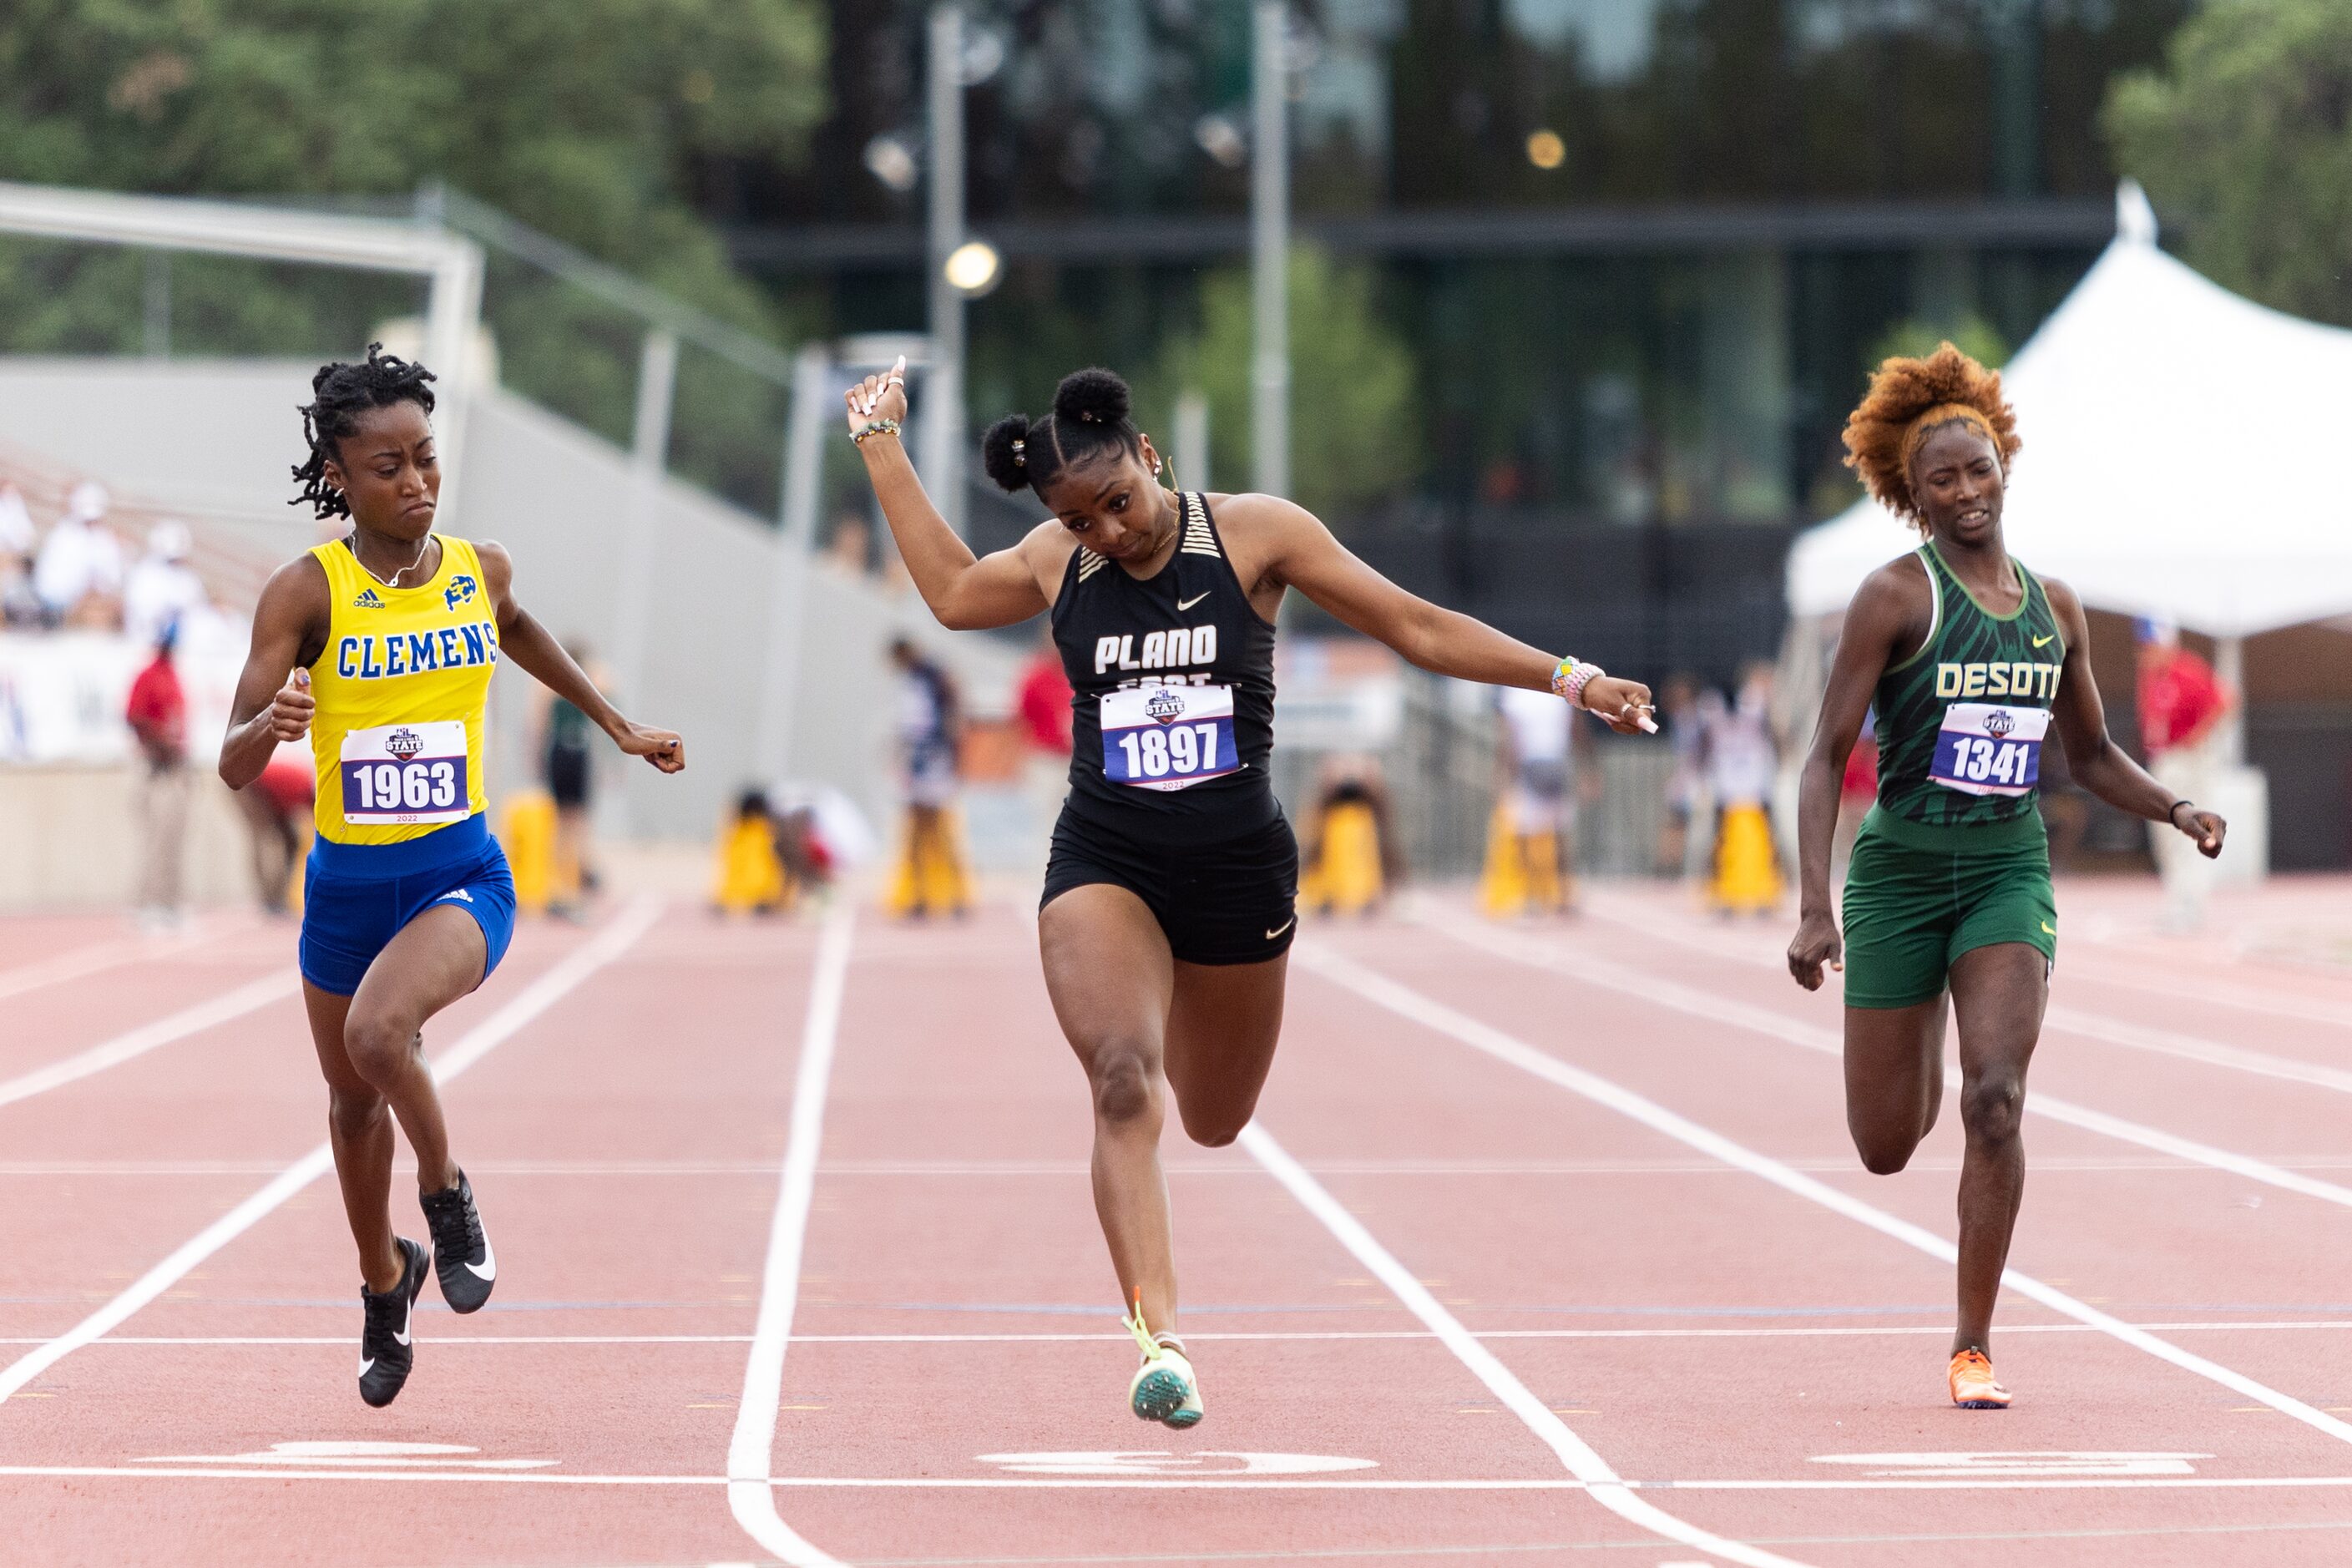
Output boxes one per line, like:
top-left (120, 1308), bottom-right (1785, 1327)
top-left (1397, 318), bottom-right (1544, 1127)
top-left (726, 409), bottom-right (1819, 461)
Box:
top-left (2032, 635), bottom-right (2056, 647)
top-left (1177, 592), bottom-right (1211, 612)
top-left (1265, 918), bottom-right (1295, 940)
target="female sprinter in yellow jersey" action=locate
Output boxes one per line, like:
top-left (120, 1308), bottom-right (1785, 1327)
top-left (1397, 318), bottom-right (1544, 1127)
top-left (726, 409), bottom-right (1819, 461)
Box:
top-left (220, 346), bottom-right (684, 1408)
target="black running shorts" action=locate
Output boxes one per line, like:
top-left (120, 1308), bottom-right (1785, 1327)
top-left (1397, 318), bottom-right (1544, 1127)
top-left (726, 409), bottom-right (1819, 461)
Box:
top-left (1041, 806), bottom-right (1299, 966)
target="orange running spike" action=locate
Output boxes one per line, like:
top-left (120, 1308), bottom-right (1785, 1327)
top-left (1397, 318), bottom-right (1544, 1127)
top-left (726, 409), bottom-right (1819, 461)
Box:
top-left (1948, 1348), bottom-right (2011, 1409)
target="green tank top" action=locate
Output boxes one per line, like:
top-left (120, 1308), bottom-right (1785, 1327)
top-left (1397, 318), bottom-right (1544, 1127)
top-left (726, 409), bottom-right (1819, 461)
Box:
top-left (1870, 540), bottom-right (2065, 835)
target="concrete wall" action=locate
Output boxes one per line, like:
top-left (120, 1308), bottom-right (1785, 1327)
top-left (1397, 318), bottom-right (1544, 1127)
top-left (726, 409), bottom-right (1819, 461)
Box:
top-left (0, 766), bottom-right (250, 911)
top-left (0, 357), bottom-right (1015, 847)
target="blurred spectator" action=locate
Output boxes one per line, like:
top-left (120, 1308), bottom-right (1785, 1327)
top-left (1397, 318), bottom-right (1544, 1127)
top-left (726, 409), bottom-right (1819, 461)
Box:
top-left (0, 548), bottom-right (39, 628)
top-left (884, 636), bottom-right (970, 918)
top-left (542, 641), bottom-right (604, 921)
top-left (826, 513), bottom-right (873, 576)
top-left (1014, 623), bottom-right (1073, 835)
top-left (1483, 684), bottom-right (1577, 917)
top-left (124, 520), bottom-right (208, 647)
top-left (236, 740), bottom-right (315, 917)
top-left (1654, 673), bottom-right (1703, 878)
top-left (124, 621), bottom-right (190, 927)
top-left (34, 481), bottom-right (126, 629)
top-left (0, 480), bottom-right (32, 557)
top-left (2136, 617), bottom-right (2233, 929)
top-left (1705, 663), bottom-right (1783, 915)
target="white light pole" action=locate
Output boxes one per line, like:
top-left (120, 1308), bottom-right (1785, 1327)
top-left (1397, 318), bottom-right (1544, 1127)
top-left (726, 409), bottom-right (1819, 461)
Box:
top-left (924, 3), bottom-right (969, 536)
top-left (1251, 0), bottom-right (1290, 500)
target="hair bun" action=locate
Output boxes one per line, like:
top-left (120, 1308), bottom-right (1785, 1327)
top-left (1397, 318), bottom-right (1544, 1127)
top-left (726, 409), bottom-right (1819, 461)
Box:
top-left (1052, 367), bottom-right (1130, 427)
top-left (980, 413), bottom-right (1035, 493)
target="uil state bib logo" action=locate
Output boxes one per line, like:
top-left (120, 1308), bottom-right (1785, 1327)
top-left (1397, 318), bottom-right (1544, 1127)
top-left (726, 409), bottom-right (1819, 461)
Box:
top-left (1985, 709), bottom-right (2016, 741)
top-left (444, 574), bottom-right (478, 611)
top-left (1145, 690), bottom-right (1187, 723)
top-left (385, 727), bottom-right (425, 761)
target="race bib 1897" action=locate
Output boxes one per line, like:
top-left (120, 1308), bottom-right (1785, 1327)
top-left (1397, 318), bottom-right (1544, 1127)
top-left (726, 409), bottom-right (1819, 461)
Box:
top-left (1100, 684), bottom-right (1238, 792)
top-left (1930, 702), bottom-right (2051, 797)
top-left (339, 721), bottom-right (470, 825)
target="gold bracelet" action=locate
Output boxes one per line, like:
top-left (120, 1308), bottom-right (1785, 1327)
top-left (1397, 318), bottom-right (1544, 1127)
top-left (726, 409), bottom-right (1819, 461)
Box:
top-left (852, 417), bottom-right (903, 446)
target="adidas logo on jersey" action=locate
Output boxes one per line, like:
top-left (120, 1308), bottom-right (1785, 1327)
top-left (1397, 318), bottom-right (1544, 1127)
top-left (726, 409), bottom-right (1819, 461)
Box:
top-left (352, 589), bottom-right (386, 609)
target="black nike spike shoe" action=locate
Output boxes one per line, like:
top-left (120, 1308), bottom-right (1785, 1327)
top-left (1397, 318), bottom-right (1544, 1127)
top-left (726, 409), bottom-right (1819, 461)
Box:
top-left (358, 1237), bottom-right (429, 1409)
top-left (420, 1169), bottom-right (495, 1313)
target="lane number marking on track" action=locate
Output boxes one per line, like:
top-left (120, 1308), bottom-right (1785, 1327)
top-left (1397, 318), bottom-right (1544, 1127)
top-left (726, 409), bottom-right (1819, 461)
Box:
top-left (1810, 1450), bottom-right (2210, 1478)
top-left (978, 1450), bottom-right (1377, 1477)
top-left (137, 1440), bottom-right (556, 1470)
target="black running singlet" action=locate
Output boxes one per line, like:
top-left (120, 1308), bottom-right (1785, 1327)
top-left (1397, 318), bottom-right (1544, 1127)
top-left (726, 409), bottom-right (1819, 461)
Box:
top-left (1052, 492), bottom-right (1281, 846)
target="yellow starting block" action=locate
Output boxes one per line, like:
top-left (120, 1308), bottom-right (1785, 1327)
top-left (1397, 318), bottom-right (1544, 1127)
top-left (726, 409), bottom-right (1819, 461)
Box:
top-left (500, 789), bottom-right (558, 916)
top-left (1479, 802), bottom-right (1570, 918)
top-left (1710, 802), bottom-right (1783, 913)
top-left (1302, 797), bottom-right (1384, 917)
top-left (714, 813), bottom-right (792, 915)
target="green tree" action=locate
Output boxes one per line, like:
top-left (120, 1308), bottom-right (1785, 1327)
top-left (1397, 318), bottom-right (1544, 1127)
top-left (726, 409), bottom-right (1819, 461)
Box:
top-left (2105, 0), bottom-right (2352, 326)
top-left (1146, 248), bottom-right (1419, 524)
top-left (0, 0), bottom-right (825, 501)
top-left (1867, 315), bottom-right (2012, 376)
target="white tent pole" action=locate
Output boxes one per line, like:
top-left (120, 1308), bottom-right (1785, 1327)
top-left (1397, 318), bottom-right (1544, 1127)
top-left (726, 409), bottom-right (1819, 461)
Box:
top-left (2213, 635), bottom-right (2245, 767)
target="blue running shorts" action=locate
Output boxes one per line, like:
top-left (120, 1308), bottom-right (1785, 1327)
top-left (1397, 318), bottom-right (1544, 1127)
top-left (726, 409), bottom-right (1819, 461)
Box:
top-left (300, 814), bottom-right (518, 997)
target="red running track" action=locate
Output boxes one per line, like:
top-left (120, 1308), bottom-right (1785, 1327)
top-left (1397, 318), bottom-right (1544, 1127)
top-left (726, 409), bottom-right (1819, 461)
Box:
top-left (4, 879), bottom-right (2352, 1565)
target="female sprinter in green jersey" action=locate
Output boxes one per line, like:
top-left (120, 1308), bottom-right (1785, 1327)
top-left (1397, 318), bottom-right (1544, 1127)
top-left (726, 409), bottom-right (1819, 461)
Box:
top-left (1787, 345), bottom-right (2226, 1410)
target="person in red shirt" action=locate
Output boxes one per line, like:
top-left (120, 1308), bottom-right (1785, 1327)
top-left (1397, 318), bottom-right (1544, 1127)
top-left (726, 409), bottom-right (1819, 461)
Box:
top-left (2136, 617), bottom-right (2234, 928)
top-left (1016, 630), bottom-right (1074, 753)
top-left (124, 621), bottom-right (191, 926)
top-left (2137, 619), bottom-right (2229, 757)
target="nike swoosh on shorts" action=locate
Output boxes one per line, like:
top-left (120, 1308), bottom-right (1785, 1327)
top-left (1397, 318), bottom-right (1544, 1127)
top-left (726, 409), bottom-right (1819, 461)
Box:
top-left (1265, 918), bottom-right (1295, 940)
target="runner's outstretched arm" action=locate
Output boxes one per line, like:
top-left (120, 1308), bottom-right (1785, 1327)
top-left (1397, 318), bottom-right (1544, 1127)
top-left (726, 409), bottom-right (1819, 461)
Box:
top-left (2042, 577), bottom-right (2222, 857)
top-left (1788, 566), bottom-right (1915, 990)
top-left (220, 556), bottom-right (331, 790)
top-left (1237, 493), bottom-right (1652, 731)
top-left (847, 361), bottom-right (1052, 630)
top-left (473, 540), bottom-right (684, 773)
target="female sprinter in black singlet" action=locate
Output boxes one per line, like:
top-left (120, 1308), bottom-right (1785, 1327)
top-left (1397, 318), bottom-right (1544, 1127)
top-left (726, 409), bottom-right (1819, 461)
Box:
top-left (846, 362), bottom-right (1651, 1428)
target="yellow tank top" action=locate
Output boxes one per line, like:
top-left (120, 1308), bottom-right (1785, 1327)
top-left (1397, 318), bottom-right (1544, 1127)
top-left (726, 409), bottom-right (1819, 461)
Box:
top-left (308, 535), bottom-right (498, 845)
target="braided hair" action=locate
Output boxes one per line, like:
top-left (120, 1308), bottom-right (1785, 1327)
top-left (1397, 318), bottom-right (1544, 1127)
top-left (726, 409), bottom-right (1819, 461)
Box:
top-left (980, 368), bottom-right (1142, 498)
top-left (290, 343), bottom-right (438, 519)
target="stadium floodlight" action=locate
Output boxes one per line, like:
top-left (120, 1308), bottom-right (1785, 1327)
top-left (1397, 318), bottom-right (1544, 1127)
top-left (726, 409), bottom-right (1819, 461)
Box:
top-left (0, 181), bottom-right (484, 525)
top-left (926, 3), bottom-right (971, 538)
top-left (943, 239), bottom-right (1002, 296)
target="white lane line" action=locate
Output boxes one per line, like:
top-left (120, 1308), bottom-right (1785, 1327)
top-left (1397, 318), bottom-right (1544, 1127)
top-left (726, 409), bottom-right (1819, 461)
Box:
top-left (1590, 898), bottom-right (2352, 1093)
top-left (1240, 1121), bottom-right (1811, 1568)
top-left (12, 1152), bottom-right (2349, 1176)
top-left (1426, 908), bottom-right (2352, 1213)
top-left (724, 904), bottom-right (854, 1568)
top-left (18, 1464), bottom-right (2352, 1494)
top-left (0, 898), bottom-right (664, 1406)
top-left (0, 972), bottom-right (300, 1112)
top-left (0, 921), bottom-right (244, 1003)
top-left (1298, 943), bottom-right (2352, 1452)
top-left (23, 1319), bottom-right (2352, 1348)
top-left (2042, 1005), bottom-right (2352, 1097)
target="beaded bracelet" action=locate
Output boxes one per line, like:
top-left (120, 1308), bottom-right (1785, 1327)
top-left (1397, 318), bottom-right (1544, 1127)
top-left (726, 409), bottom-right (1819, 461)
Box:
top-left (851, 417), bottom-right (903, 446)
top-left (1550, 657), bottom-right (1604, 708)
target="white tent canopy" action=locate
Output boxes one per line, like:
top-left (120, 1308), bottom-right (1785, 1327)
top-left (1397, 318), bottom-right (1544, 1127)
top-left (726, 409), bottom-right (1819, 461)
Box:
top-left (1788, 182), bottom-right (2352, 639)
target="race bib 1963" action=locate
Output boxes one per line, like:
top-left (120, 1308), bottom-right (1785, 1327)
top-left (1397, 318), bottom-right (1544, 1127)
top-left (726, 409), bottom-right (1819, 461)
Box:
top-left (1930, 702), bottom-right (2051, 797)
top-left (1101, 684), bottom-right (1238, 792)
top-left (340, 721), bottom-right (470, 825)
